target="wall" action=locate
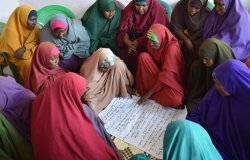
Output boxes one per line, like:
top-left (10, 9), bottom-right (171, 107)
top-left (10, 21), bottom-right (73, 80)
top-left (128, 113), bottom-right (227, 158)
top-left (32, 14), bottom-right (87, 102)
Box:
top-left (1, 0), bottom-right (250, 22)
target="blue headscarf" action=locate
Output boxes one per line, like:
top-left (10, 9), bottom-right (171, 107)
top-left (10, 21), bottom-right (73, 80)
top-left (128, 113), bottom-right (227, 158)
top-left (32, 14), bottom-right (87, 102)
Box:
top-left (163, 120), bottom-right (222, 160)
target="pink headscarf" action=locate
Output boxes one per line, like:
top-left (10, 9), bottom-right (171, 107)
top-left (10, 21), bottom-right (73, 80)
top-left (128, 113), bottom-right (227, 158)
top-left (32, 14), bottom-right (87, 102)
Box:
top-left (51, 19), bottom-right (68, 31)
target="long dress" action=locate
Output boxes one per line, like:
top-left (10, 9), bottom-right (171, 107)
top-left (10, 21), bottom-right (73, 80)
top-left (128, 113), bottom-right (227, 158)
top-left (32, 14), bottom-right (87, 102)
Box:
top-left (80, 48), bottom-right (134, 112)
top-left (117, 0), bottom-right (169, 76)
top-left (185, 38), bottom-right (235, 112)
top-left (31, 72), bottom-right (119, 160)
top-left (202, 0), bottom-right (250, 60)
top-left (187, 60), bottom-right (250, 160)
top-left (0, 76), bottom-right (35, 160)
top-left (0, 5), bottom-right (39, 80)
top-left (170, 0), bottom-right (210, 69)
top-left (40, 14), bottom-right (90, 72)
top-left (136, 24), bottom-right (186, 108)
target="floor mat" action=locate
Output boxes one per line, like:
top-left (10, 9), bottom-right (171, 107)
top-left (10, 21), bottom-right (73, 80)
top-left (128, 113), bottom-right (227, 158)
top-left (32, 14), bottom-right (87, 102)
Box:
top-left (111, 135), bottom-right (161, 160)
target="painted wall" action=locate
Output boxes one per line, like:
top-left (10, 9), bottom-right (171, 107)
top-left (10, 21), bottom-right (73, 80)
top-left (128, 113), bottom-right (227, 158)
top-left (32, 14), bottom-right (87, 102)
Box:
top-left (1, 0), bottom-right (250, 22)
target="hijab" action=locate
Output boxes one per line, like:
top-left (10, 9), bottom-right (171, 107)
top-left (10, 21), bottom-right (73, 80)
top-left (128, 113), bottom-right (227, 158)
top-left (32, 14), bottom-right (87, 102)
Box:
top-left (199, 38), bottom-right (235, 67)
top-left (25, 42), bottom-right (66, 95)
top-left (170, 0), bottom-right (209, 40)
top-left (82, 0), bottom-right (122, 53)
top-left (163, 120), bottom-right (222, 160)
top-left (0, 5), bottom-right (39, 60)
top-left (146, 24), bottom-right (185, 94)
top-left (188, 60), bottom-right (250, 159)
top-left (0, 76), bottom-right (36, 140)
top-left (31, 72), bottom-right (119, 160)
top-left (202, 0), bottom-right (250, 60)
top-left (40, 14), bottom-right (90, 59)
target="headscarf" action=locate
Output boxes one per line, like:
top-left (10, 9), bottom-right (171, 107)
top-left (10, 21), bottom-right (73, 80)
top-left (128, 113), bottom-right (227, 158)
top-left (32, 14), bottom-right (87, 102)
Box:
top-left (31, 72), bottom-right (119, 160)
top-left (0, 5), bottom-right (39, 79)
top-left (187, 59), bottom-right (250, 160)
top-left (28, 10), bottom-right (37, 18)
top-left (0, 5), bottom-right (39, 60)
top-left (80, 48), bottom-right (118, 83)
top-left (170, 0), bottom-right (209, 40)
top-left (51, 18), bottom-right (68, 31)
top-left (98, 50), bottom-right (116, 68)
top-left (40, 14), bottom-right (90, 59)
top-left (202, 0), bottom-right (250, 60)
top-left (135, 0), bottom-right (147, 5)
top-left (80, 48), bottom-right (134, 112)
top-left (146, 24), bottom-right (185, 94)
top-left (199, 38), bottom-right (235, 67)
top-left (163, 120), bottom-right (222, 160)
top-left (0, 76), bottom-right (36, 140)
top-left (25, 42), bottom-right (66, 95)
top-left (81, 0), bottom-right (122, 54)
top-left (117, 0), bottom-right (169, 46)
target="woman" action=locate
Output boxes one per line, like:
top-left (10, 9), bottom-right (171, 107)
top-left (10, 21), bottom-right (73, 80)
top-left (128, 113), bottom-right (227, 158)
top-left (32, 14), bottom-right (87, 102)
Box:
top-left (81, 0), bottom-right (122, 54)
top-left (0, 76), bottom-right (35, 160)
top-left (202, 0), bottom-right (250, 61)
top-left (25, 42), bottom-right (66, 95)
top-left (185, 38), bottom-right (235, 112)
top-left (31, 72), bottom-right (119, 160)
top-left (80, 48), bottom-right (134, 113)
top-left (136, 24), bottom-right (186, 109)
top-left (0, 5), bottom-right (39, 80)
top-left (117, 0), bottom-right (169, 76)
top-left (187, 59), bottom-right (250, 160)
top-left (170, 0), bottom-right (210, 69)
top-left (163, 120), bottom-right (222, 160)
top-left (40, 14), bottom-right (90, 73)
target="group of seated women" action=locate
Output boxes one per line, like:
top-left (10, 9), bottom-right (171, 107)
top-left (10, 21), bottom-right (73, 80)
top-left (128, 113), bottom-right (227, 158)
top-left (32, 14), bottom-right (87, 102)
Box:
top-left (0, 0), bottom-right (250, 159)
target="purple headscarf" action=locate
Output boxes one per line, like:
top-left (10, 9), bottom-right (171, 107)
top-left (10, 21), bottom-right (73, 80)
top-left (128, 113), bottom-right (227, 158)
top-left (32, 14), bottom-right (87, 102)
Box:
top-left (0, 76), bottom-right (36, 140)
top-left (202, 0), bottom-right (250, 60)
top-left (187, 59), bottom-right (250, 160)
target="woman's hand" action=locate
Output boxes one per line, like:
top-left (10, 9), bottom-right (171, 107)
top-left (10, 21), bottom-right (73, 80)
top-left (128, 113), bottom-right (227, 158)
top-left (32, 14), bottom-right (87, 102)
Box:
top-left (137, 90), bottom-right (154, 104)
top-left (124, 34), bottom-right (138, 53)
top-left (14, 47), bottom-right (26, 58)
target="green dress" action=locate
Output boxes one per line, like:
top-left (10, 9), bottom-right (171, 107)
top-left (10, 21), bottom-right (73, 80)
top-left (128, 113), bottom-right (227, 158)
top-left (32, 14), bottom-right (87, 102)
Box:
top-left (0, 113), bottom-right (34, 160)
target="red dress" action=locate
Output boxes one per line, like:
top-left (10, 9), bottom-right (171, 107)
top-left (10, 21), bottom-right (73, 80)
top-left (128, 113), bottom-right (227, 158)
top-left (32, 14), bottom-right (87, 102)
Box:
top-left (136, 24), bottom-right (186, 108)
top-left (31, 73), bottom-right (118, 160)
top-left (117, 0), bottom-right (169, 76)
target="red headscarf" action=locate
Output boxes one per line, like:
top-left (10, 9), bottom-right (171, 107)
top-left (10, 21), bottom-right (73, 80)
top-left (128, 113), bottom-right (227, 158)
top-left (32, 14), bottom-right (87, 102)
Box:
top-left (147, 24), bottom-right (186, 93)
top-left (25, 42), bottom-right (66, 95)
top-left (31, 72), bottom-right (119, 160)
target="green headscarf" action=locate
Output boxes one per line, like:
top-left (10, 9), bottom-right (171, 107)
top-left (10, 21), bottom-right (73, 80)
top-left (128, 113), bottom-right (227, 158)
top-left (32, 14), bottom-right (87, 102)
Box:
top-left (98, 0), bottom-right (116, 13)
top-left (163, 120), bottom-right (222, 160)
top-left (82, 0), bottom-right (122, 54)
top-left (199, 38), bottom-right (235, 66)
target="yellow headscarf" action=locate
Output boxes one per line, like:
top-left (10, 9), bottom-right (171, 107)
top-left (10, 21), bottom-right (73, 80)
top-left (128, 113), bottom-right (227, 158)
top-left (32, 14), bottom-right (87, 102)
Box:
top-left (0, 5), bottom-right (39, 61)
top-left (0, 5), bottom-right (39, 80)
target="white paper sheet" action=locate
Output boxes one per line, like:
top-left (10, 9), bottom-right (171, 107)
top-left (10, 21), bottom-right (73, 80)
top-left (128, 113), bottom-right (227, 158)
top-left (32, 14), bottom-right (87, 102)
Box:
top-left (99, 96), bottom-right (187, 159)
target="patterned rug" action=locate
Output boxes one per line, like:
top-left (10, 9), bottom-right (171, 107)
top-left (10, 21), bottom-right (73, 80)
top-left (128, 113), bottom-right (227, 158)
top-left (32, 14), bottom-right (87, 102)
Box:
top-left (111, 135), bottom-right (161, 160)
